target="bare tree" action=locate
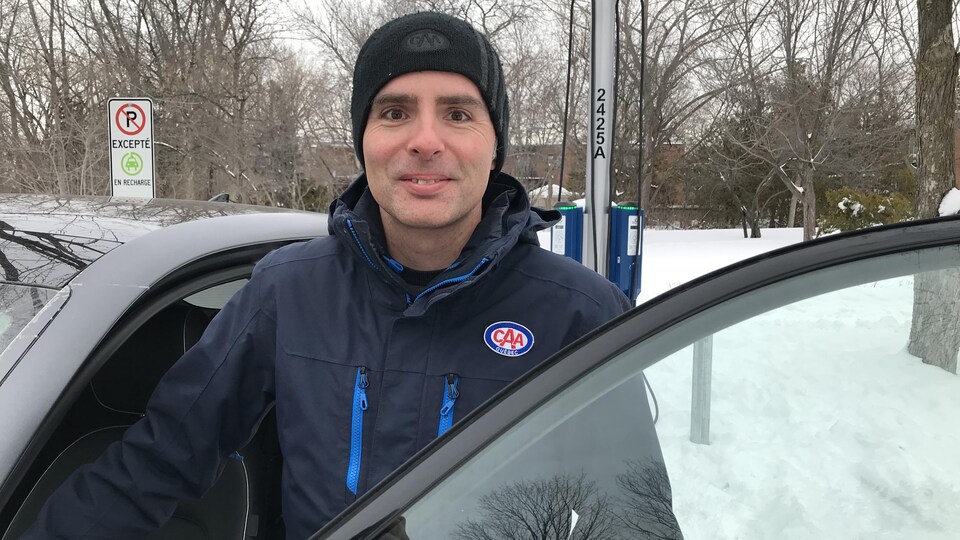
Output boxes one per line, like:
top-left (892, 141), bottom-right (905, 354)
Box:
top-left (690, 0), bottom-right (787, 235)
top-left (615, 460), bottom-right (685, 540)
top-left (617, 0), bottom-right (738, 212)
top-left (720, 0), bottom-right (886, 240)
top-left (453, 473), bottom-right (618, 540)
top-left (907, 0), bottom-right (959, 374)
top-left (0, 0), bottom-right (295, 200)
top-left (705, 139), bottom-right (786, 237)
top-left (0, 0), bottom-right (109, 195)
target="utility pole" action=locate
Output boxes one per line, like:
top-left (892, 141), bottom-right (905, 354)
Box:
top-left (583, 0), bottom-right (617, 277)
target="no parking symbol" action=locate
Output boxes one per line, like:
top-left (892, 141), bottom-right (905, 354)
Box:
top-left (108, 98), bottom-right (154, 198)
top-left (115, 103), bottom-right (146, 136)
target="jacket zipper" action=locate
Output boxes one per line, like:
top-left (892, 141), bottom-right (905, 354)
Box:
top-left (346, 219), bottom-right (378, 271)
top-left (346, 366), bottom-right (368, 494)
top-left (437, 374), bottom-right (460, 437)
top-left (347, 219), bottom-right (489, 307)
top-left (413, 257), bottom-right (490, 304)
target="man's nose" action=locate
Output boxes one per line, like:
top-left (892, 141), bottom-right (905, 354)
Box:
top-left (406, 115), bottom-right (444, 159)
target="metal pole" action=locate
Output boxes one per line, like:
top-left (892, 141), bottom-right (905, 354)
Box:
top-left (690, 335), bottom-right (713, 445)
top-left (584, 0), bottom-right (616, 277)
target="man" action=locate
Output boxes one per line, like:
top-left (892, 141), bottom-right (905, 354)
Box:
top-left (23, 11), bottom-right (632, 539)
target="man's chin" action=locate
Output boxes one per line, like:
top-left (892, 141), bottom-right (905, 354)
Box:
top-left (396, 216), bottom-right (456, 230)
top-left (387, 210), bottom-right (472, 232)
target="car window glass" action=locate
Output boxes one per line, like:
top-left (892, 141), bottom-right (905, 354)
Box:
top-left (646, 269), bottom-right (960, 539)
top-left (0, 233), bottom-right (120, 288)
top-left (183, 279), bottom-right (248, 309)
top-left (371, 245), bottom-right (960, 539)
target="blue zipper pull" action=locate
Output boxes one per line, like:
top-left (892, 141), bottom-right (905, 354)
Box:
top-left (437, 374), bottom-right (460, 437)
top-left (347, 366), bottom-right (369, 494)
top-left (358, 367), bottom-right (369, 410)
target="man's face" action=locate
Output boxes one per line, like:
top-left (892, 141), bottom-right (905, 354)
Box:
top-left (363, 71), bottom-right (496, 237)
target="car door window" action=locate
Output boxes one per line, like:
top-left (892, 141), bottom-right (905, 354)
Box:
top-left (183, 278), bottom-right (248, 309)
top-left (364, 244), bottom-right (960, 539)
top-left (0, 274), bottom-right (282, 540)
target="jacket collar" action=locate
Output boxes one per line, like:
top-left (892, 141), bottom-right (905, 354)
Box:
top-left (328, 172), bottom-right (559, 310)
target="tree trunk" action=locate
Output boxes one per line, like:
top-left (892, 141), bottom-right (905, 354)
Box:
top-left (750, 190), bottom-right (762, 238)
top-left (787, 193), bottom-right (798, 228)
top-left (909, 270), bottom-right (960, 374)
top-left (914, 0), bottom-right (958, 218)
top-left (801, 167), bottom-right (817, 241)
top-left (908, 0), bottom-right (959, 374)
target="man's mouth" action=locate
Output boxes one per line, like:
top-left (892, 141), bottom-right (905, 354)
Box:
top-left (400, 174), bottom-right (451, 187)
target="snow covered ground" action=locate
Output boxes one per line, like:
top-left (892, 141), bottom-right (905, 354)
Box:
top-left (632, 228), bottom-right (804, 304)
top-left (538, 226), bottom-right (959, 539)
top-left (536, 226), bottom-right (804, 304)
top-left (649, 274), bottom-right (959, 539)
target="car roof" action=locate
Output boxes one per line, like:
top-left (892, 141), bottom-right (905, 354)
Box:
top-left (0, 193), bottom-right (316, 289)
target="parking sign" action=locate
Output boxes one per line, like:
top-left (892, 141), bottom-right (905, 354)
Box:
top-left (108, 98), bottom-right (155, 199)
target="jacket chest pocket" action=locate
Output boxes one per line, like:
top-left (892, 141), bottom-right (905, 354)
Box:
top-left (405, 372), bottom-right (511, 460)
top-left (275, 341), bottom-right (381, 504)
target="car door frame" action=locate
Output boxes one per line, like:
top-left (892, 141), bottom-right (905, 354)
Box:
top-left (314, 215), bottom-right (960, 539)
top-left (0, 212), bottom-right (324, 515)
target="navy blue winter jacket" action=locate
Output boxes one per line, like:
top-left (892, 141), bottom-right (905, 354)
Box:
top-left (25, 173), bottom-right (632, 539)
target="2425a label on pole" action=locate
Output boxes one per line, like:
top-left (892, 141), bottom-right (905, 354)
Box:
top-left (108, 98), bottom-right (155, 199)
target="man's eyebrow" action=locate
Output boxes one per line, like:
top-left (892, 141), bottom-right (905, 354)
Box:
top-left (437, 95), bottom-right (486, 108)
top-left (371, 93), bottom-right (486, 109)
top-left (372, 93), bottom-right (417, 107)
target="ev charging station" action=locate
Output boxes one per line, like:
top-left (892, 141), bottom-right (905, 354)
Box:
top-left (608, 202), bottom-right (644, 298)
top-left (551, 202), bottom-right (584, 263)
top-left (551, 0), bottom-right (643, 303)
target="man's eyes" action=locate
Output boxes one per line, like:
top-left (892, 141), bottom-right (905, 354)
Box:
top-left (447, 109), bottom-right (472, 122)
top-left (376, 108), bottom-right (473, 122)
top-left (381, 108), bottom-right (407, 121)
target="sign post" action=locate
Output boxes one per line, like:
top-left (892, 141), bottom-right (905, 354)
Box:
top-left (108, 98), bottom-right (155, 199)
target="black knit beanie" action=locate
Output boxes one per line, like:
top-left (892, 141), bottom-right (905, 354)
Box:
top-left (351, 11), bottom-right (509, 174)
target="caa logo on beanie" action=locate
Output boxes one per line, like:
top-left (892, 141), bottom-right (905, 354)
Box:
top-left (351, 12), bottom-right (510, 174)
top-left (403, 30), bottom-right (450, 52)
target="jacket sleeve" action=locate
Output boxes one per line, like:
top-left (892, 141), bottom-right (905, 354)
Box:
top-left (20, 255), bottom-right (280, 539)
top-left (609, 282), bottom-right (634, 315)
top-left (582, 280), bottom-right (633, 336)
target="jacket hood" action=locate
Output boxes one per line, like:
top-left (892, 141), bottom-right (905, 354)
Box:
top-left (326, 172), bottom-right (560, 311)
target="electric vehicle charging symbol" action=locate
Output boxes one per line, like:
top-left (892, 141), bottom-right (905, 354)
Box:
top-left (121, 152), bottom-right (144, 175)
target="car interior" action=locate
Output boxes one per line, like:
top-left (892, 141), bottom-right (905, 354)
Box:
top-left (0, 279), bottom-right (285, 540)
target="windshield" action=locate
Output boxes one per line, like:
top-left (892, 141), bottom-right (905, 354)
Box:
top-left (0, 284), bottom-right (60, 357)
